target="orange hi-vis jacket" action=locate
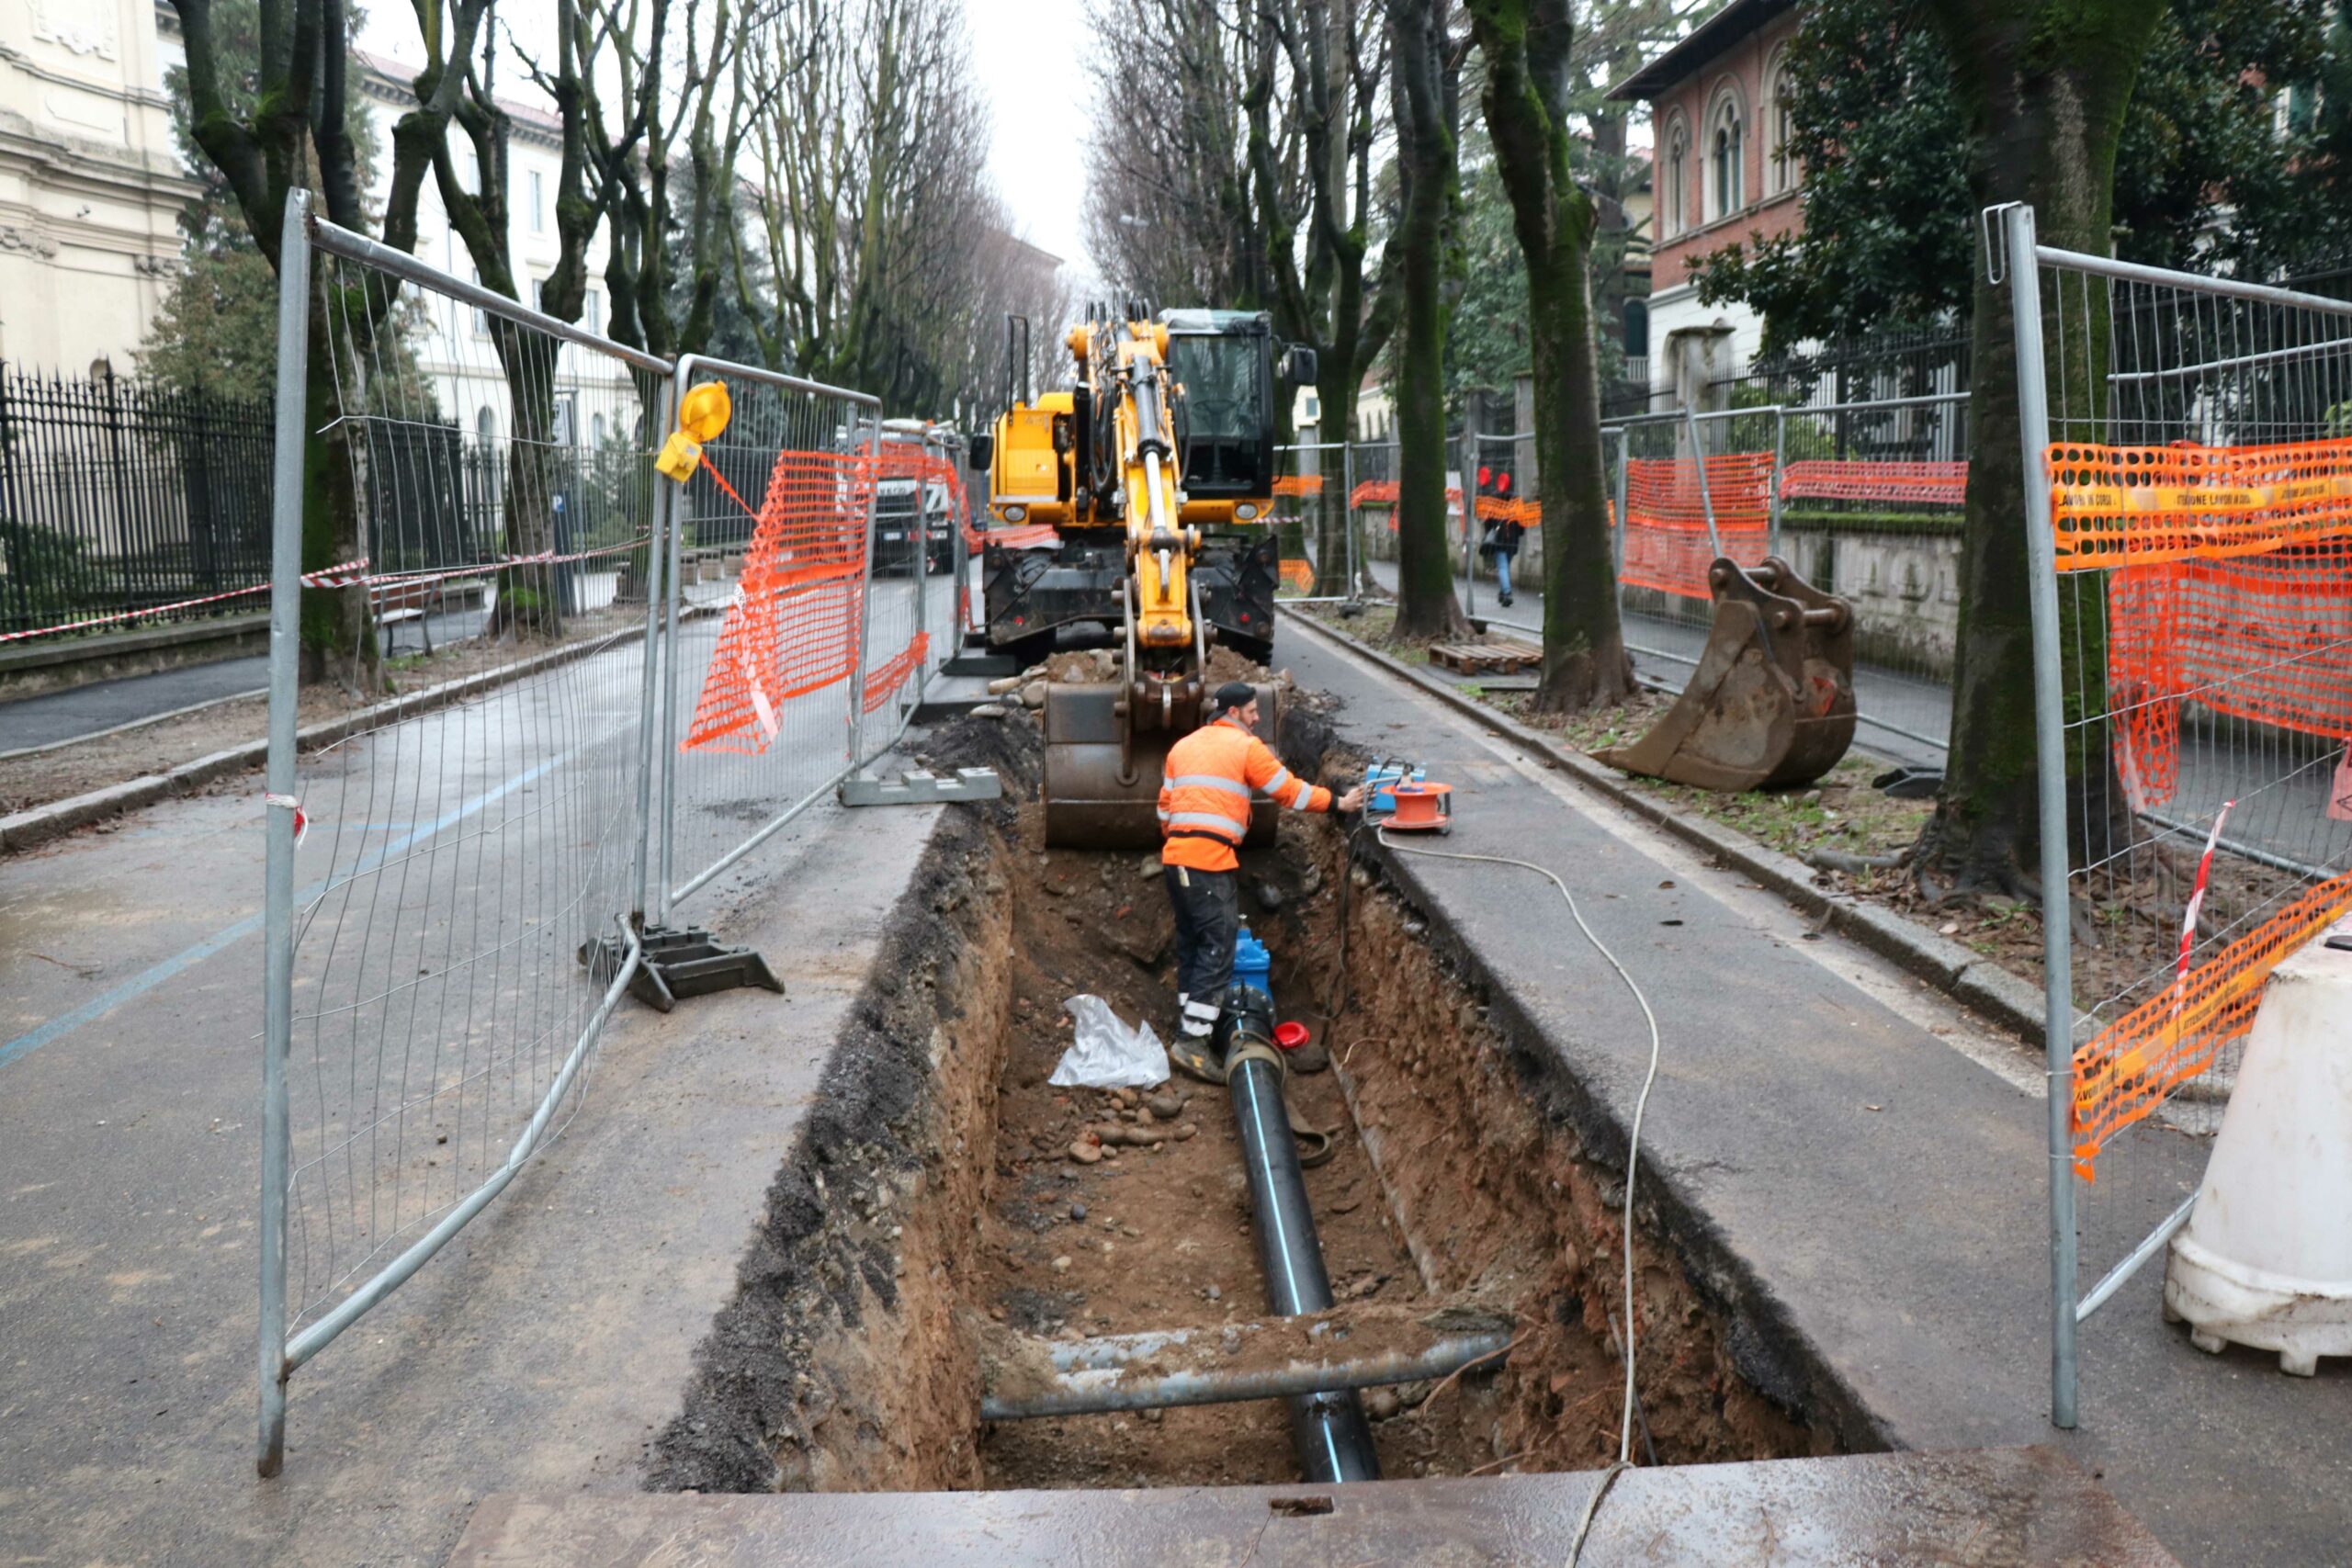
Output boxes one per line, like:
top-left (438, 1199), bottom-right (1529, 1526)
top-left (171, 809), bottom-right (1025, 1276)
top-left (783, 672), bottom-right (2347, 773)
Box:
top-left (1158, 715), bottom-right (1334, 873)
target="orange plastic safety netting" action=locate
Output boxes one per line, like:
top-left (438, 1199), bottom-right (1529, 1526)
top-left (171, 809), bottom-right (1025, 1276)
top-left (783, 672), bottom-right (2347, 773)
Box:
top-left (681, 447), bottom-right (875, 753)
top-left (1273, 474), bottom-right (1325, 496)
top-left (1619, 453), bottom-right (1774, 599)
top-left (1343, 480), bottom-right (1533, 534)
top-left (2054, 434), bottom-right (2352, 1176)
top-left (1780, 459), bottom-right (1968, 508)
top-left (2107, 542), bottom-right (2352, 809)
top-left (863, 632), bottom-right (932, 713)
top-left (1278, 558), bottom-right (1315, 592)
top-left (2072, 869), bottom-right (2352, 1177)
top-left (2044, 437), bottom-right (2352, 571)
top-left (1476, 495), bottom-right (1541, 525)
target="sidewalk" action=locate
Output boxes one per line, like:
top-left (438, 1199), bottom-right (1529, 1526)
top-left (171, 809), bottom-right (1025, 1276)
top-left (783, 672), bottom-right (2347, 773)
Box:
top-left (1280, 613), bottom-right (2351, 1568)
top-left (0, 655), bottom-right (267, 753)
top-left (0, 716), bottom-right (948, 1566)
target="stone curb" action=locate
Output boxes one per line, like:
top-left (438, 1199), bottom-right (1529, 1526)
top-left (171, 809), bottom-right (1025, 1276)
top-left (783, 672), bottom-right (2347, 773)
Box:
top-left (1278, 606), bottom-right (2047, 1050)
top-left (2, 605), bottom-right (710, 856)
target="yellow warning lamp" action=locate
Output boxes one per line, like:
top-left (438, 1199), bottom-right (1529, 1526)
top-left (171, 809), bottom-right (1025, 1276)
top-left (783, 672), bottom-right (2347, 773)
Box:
top-left (654, 380), bottom-right (733, 481)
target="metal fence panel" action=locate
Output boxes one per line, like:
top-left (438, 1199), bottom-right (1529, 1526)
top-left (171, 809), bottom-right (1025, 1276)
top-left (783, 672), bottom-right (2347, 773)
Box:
top-left (259, 194), bottom-right (669, 1472)
top-left (1272, 441), bottom-right (1354, 602)
top-left (2005, 202), bottom-right (2352, 1426)
top-left (654, 356), bottom-right (881, 918)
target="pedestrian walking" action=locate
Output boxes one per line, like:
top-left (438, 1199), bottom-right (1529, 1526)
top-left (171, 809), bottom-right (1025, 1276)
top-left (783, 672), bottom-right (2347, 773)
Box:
top-left (1478, 513), bottom-right (1523, 607)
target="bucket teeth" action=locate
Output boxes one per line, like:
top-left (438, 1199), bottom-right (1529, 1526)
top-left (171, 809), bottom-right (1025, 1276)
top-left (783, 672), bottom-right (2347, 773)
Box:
top-left (1598, 556), bottom-right (1857, 793)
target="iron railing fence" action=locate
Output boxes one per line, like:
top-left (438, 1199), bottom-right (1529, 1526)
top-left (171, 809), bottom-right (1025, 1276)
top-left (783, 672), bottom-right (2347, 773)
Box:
top-left (261, 192), bottom-right (672, 1476)
top-left (0, 367), bottom-right (275, 637)
top-left (1714, 324), bottom-right (1973, 412)
top-left (1998, 201), bottom-right (2352, 1428)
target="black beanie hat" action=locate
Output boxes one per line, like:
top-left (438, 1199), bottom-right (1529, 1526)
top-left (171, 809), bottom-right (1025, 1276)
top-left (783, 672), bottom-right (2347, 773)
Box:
top-left (1211, 681), bottom-right (1257, 716)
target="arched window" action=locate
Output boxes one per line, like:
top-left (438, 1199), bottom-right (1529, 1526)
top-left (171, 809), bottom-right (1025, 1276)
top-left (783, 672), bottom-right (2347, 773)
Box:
top-left (1707, 86), bottom-right (1745, 220)
top-left (476, 406), bottom-right (498, 447)
top-left (590, 412), bottom-right (607, 446)
top-left (1765, 52), bottom-right (1795, 196)
top-left (1623, 299), bottom-right (1649, 360)
top-left (1662, 115), bottom-right (1690, 238)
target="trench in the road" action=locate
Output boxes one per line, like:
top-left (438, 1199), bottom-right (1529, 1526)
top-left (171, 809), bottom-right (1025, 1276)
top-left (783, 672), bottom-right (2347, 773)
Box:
top-left (646, 705), bottom-right (1838, 1495)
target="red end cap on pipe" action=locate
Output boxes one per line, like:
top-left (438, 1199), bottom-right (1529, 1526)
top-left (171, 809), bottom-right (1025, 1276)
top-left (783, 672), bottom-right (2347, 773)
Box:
top-left (1272, 1021), bottom-right (1310, 1051)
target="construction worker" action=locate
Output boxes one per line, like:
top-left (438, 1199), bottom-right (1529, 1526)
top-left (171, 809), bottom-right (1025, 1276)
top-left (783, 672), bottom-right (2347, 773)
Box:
top-left (1159, 682), bottom-right (1364, 1080)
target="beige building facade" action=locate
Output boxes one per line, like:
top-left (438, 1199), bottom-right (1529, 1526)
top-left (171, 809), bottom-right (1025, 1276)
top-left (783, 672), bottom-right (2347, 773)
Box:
top-left (0, 0), bottom-right (197, 375)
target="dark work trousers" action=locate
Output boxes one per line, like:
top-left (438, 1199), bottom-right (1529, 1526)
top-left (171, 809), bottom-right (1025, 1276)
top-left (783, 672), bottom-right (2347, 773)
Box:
top-left (1164, 863), bottom-right (1239, 1041)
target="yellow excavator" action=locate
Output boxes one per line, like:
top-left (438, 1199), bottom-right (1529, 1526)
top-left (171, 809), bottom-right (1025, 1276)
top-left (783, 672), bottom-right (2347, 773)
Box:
top-left (971, 306), bottom-right (1316, 847)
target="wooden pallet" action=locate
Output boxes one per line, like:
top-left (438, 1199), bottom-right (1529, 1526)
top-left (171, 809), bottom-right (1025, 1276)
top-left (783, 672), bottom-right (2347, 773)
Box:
top-left (1429, 638), bottom-right (1542, 674)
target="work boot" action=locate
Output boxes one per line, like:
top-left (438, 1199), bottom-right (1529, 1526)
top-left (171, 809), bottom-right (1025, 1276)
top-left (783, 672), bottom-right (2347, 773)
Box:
top-left (1166, 1028), bottom-right (1225, 1084)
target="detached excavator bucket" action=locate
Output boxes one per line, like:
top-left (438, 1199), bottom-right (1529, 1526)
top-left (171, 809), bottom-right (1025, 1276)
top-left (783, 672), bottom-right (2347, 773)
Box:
top-left (1043, 682), bottom-right (1286, 849)
top-left (1598, 556), bottom-right (1856, 793)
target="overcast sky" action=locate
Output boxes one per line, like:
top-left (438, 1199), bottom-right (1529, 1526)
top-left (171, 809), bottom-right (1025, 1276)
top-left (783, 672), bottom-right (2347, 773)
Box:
top-left (965, 0), bottom-right (1094, 279)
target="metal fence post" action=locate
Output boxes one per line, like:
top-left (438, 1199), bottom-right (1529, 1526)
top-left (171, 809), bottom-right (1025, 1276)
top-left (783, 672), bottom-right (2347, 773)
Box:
top-left (256, 186), bottom-right (313, 1480)
top-left (656, 420), bottom-right (688, 930)
top-left (1681, 399), bottom-right (1724, 559)
top-left (846, 408), bottom-right (881, 771)
top-left (1768, 405), bottom-right (1786, 558)
top-left (2003, 201), bottom-right (2080, 1431)
top-left (1458, 417), bottom-right (1478, 617)
top-left (1612, 428), bottom-right (1630, 585)
top-left (631, 376), bottom-right (678, 925)
top-left (1342, 438), bottom-right (1358, 599)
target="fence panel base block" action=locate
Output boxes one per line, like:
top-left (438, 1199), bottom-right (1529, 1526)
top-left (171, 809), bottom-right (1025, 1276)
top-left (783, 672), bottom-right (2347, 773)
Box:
top-left (839, 766), bottom-right (1004, 807)
top-left (581, 928), bottom-right (784, 1014)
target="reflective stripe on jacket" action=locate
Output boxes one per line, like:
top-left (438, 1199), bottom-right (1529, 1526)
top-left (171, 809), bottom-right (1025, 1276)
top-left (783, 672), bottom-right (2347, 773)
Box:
top-left (1158, 715), bottom-right (1333, 872)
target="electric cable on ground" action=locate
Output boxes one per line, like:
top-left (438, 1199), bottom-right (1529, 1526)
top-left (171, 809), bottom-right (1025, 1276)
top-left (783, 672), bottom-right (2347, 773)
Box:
top-left (1372, 826), bottom-right (1665, 1566)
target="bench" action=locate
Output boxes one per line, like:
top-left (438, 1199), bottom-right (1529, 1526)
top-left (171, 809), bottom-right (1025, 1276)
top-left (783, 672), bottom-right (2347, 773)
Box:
top-left (373, 576), bottom-right (489, 654)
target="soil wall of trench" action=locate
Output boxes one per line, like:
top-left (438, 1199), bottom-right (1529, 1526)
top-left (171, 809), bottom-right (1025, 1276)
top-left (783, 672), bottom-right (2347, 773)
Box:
top-left (646, 693), bottom-right (1860, 1497)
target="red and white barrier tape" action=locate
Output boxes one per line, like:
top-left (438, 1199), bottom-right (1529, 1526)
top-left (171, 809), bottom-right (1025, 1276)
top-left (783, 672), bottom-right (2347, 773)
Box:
top-left (0, 535), bottom-right (649, 646)
top-left (0, 557), bottom-right (373, 645)
top-left (263, 791), bottom-right (311, 848)
top-left (2170, 798), bottom-right (2234, 1021)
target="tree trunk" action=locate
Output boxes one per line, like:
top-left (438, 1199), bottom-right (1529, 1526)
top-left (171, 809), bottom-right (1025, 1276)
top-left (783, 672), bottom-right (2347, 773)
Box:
top-left (488, 330), bottom-right (568, 638)
top-left (1387, 0), bottom-right (1469, 642)
top-left (1918, 0), bottom-right (2164, 897)
top-left (297, 288), bottom-right (376, 689)
top-left (1466, 0), bottom-right (1631, 711)
top-left (1312, 365), bottom-right (1357, 595)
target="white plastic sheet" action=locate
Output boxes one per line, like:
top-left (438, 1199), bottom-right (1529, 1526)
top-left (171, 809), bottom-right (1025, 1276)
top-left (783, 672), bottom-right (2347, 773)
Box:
top-left (1047, 994), bottom-right (1170, 1089)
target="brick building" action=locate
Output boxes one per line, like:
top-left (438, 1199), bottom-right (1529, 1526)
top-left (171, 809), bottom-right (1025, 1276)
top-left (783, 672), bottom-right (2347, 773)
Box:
top-left (1608, 0), bottom-right (1801, 410)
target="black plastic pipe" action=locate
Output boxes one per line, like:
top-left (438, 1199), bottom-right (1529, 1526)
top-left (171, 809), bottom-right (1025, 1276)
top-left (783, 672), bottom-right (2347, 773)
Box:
top-left (1228, 1050), bottom-right (1382, 1483)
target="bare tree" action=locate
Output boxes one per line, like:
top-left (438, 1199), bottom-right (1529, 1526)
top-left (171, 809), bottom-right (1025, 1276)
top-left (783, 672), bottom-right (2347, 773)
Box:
top-left (1080, 0), bottom-right (1278, 311)
top-left (571, 0), bottom-right (757, 371)
top-left (174, 0), bottom-right (492, 688)
top-left (733, 0), bottom-right (1005, 413)
top-left (1249, 0), bottom-right (1402, 593)
top-left (426, 6), bottom-right (609, 637)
